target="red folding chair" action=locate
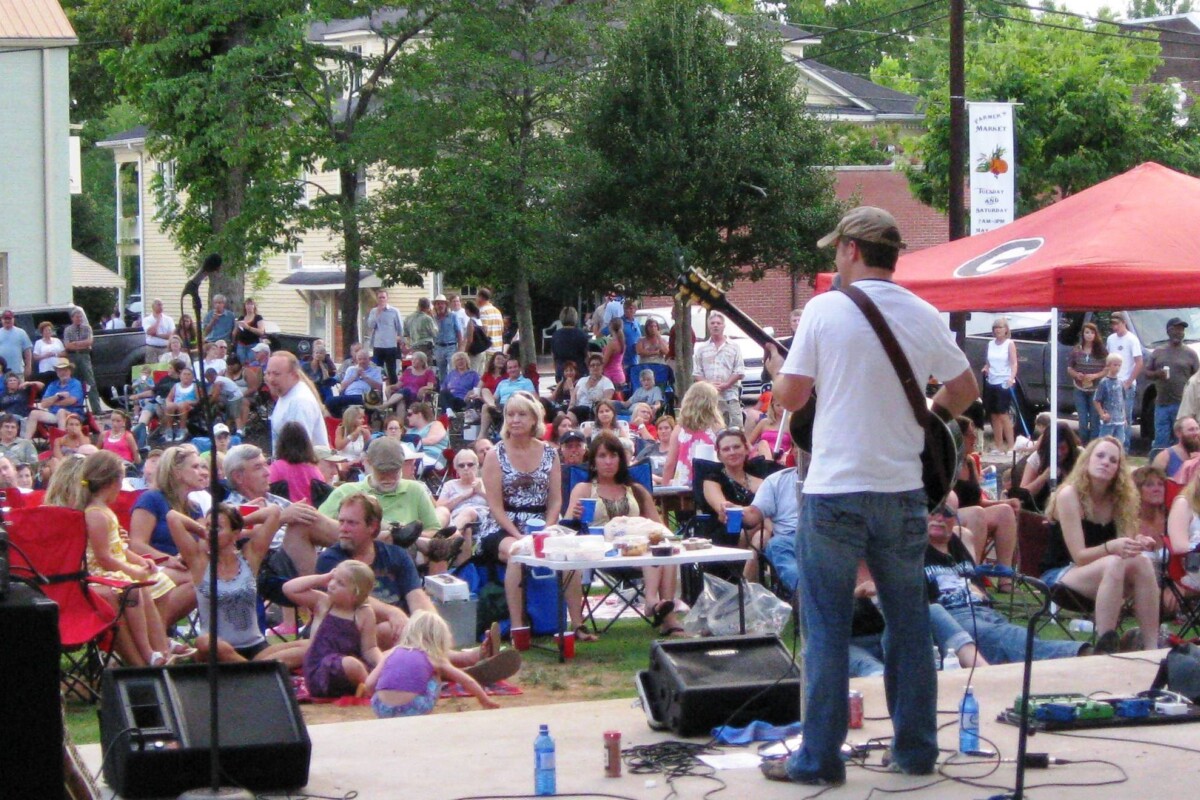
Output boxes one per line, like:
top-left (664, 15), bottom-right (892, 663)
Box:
top-left (6, 506), bottom-right (147, 701)
top-left (112, 489), bottom-right (145, 532)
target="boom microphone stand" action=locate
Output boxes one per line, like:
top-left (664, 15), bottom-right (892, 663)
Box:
top-left (177, 255), bottom-right (253, 800)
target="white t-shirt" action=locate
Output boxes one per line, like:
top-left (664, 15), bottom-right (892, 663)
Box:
top-left (780, 280), bottom-right (970, 494)
top-left (270, 379), bottom-right (329, 453)
top-left (142, 312), bottom-right (176, 347)
top-left (1106, 331), bottom-right (1143, 383)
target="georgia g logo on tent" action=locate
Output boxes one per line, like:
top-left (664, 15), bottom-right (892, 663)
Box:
top-left (953, 238), bottom-right (1045, 278)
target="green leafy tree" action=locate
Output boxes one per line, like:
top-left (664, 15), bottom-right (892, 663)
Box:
top-left (906, 10), bottom-right (1200, 216)
top-left (101, 0), bottom-right (310, 301)
top-left (569, 0), bottom-right (841, 389)
top-left (289, 3), bottom-right (444, 356)
top-left (365, 0), bottom-right (609, 366)
top-left (1127, 0), bottom-right (1193, 17)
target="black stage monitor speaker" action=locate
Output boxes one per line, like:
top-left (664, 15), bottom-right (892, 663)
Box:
top-left (0, 582), bottom-right (64, 798)
top-left (641, 634), bottom-right (801, 737)
top-left (98, 661), bottom-right (311, 798)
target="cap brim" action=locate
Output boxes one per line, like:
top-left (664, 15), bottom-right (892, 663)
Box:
top-left (816, 230), bottom-right (840, 248)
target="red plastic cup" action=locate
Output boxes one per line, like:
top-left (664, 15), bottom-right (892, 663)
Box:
top-left (239, 504), bottom-right (259, 519)
top-left (533, 532), bottom-right (550, 558)
top-left (553, 630), bottom-right (576, 659)
top-left (511, 626), bottom-right (532, 651)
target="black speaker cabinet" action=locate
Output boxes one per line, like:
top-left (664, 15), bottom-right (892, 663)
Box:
top-left (0, 582), bottom-right (63, 798)
top-left (99, 661), bottom-right (311, 798)
top-left (640, 634), bottom-right (801, 737)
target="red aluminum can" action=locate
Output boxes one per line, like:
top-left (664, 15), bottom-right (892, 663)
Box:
top-left (604, 730), bottom-right (622, 777)
top-left (848, 690), bottom-right (864, 729)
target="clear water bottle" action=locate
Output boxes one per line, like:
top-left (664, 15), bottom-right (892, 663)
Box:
top-left (534, 724), bottom-right (556, 796)
top-left (959, 687), bottom-right (980, 753)
top-left (943, 649), bottom-right (961, 671)
top-left (982, 466), bottom-right (999, 500)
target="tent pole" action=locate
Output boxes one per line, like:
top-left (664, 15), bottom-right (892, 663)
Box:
top-left (1049, 307), bottom-right (1060, 489)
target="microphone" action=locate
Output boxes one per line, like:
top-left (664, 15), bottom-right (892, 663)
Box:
top-left (182, 253), bottom-right (222, 300)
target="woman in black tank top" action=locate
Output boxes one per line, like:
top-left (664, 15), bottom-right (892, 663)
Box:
top-left (1044, 436), bottom-right (1159, 652)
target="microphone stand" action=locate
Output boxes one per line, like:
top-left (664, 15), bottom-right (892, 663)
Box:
top-left (177, 288), bottom-right (252, 800)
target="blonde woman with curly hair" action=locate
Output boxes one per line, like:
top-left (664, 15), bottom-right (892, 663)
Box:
top-left (662, 380), bottom-right (724, 487)
top-left (1043, 436), bottom-right (1159, 652)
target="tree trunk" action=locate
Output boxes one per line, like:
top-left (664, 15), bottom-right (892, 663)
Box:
top-left (339, 168), bottom-right (362, 360)
top-left (207, 168), bottom-right (246, 310)
top-left (674, 294), bottom-right (693, 399)
top-left (514, 269), bottom-right (536, 368)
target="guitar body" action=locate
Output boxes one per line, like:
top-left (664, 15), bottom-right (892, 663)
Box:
top-left (676, 267), bottom-right (963, 511)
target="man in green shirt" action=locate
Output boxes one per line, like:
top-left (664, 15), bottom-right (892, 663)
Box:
top-left (405, 297), bottom-right (438, 359)
top-left (318, 437), bottom-right (461, 567)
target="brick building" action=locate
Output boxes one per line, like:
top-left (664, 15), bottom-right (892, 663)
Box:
top-left (645, 165), bottom-right (949, 332)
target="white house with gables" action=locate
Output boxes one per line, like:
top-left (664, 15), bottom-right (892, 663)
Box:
top-left (0, 0), bottom-right (77, 306)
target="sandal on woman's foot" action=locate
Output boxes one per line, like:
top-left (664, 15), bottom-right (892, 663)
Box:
top-left (660, 626), bottom-right (689, 639)
top-left (995, 578), bottom-right (1014, 594)
top-left (574, 625), bottom-right (599, 643)
top-left (649, 600), bottom-right (676, 628)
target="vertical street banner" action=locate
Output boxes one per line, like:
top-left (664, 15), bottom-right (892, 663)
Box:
top-left (968, 102), bottom-right (1016, 235)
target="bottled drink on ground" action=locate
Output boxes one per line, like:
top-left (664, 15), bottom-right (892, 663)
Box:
top-left (534, 724), bottom-right (556, 796)
top-left (959, 687), bottom-right (980, 753)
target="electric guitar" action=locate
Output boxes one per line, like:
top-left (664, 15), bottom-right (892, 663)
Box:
top-left (675, 268), bottom-right (963, 511)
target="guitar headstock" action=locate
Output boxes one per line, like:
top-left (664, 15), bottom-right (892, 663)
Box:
top-left (675, 269), bottom-right (726, 310)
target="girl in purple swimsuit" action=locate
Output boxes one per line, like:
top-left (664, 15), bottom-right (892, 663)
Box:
top-left (365, 610), bottom-right (499, 717)
top-left (285, 561), bottom-right (381, 698)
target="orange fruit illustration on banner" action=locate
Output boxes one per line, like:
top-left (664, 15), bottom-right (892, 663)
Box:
top-left (976, 146), bottom-right (1008, 177)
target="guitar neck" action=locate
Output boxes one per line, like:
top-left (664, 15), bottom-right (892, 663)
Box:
top-left (704, 296), bottom-right (789, 355)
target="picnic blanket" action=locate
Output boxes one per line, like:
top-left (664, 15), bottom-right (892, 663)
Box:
top-left (292, 675), bottom-right (522, 705)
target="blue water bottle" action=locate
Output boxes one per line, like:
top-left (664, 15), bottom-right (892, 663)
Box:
top-left (534, 724), bottom-right (556, 796)
top-left (959, 687), bottom-right (980, 753)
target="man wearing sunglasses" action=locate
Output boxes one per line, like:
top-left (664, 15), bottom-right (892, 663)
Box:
top-left (763, 207), bottom-right (979, 787)
top-left (925, 495), bottom-right (1096, 661)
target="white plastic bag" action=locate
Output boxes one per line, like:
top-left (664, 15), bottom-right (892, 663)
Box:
top-left (682, 573), bottom-right (792, 637)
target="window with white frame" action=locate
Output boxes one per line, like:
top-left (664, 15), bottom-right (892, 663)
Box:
top-left (287, 253), bottom-right (304, 272)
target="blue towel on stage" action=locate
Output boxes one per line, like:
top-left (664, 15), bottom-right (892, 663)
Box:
top-left (711, 720), bottom-right (803, 744)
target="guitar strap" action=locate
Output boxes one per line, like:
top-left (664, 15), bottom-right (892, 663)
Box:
top-left (837, 284), bottom-right (932, 427)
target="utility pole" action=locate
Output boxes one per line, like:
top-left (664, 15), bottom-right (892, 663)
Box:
top-left (948, 0), bottom-right (968, 345)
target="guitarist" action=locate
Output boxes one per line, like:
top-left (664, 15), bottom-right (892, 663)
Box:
top-left (760, 206), bottom-right (979, 787)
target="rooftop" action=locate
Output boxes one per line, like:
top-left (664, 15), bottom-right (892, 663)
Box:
top-left (0, 0), bottom-right (77, 46)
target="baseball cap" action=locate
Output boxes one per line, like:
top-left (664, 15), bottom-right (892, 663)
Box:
top-left (213, 423), bottom-right (230, 436)
top-left (561, 431), bottom-right (586, 445)
top-left (817, 206), bottom-right (907, 250)
top-left (1167, 317), bottom-right (1189, 329)
top-left (365, 437), bottom-right (420, 471)
top-left (54, 358), bottom-right (72, 370)
top-left (251, 342), bottom-right (271, 353)
top-left (433, 294), bottom-right (448, 303)
top-left (314, 445), bottom-right (348, 463)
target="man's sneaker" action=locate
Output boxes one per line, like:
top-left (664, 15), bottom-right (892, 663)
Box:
top-left (759, 758), bottom-right (844, 786)
top-left (1094, 629), bottom-right (1121, 655)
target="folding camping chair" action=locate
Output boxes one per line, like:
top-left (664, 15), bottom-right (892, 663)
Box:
top-left (566, 462), bottom-right (657, 633)
top-left (6, 506), bottom-right (149, 701)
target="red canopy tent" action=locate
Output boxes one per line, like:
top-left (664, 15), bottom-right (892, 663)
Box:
top-left (814, 162), bottom-right (1200, 312)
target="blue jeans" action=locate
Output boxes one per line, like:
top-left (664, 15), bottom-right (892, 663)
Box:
top-left (788, 491), bottom-right (938, 783)
top-left (1074, 389), bottom-right (1098, 444)
top-left (945, 605), bottom-right (1083, 663)
top-left (764, 529), bottom-right (798, 597)
top-left (1154, 403), bottom-right (1180, 450)
top-left (854, 604), bottom-right (972, 678)
top-left (1122, 383), bottom-right (1136, 449)
top-left (1099, 422), bottom-right (1125, 441)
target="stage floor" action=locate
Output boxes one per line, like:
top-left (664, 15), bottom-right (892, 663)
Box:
top-left (81, 648), bottom-right (1200, 799)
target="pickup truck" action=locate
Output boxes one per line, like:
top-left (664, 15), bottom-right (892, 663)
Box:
top-left (962, 308), bottom-right (1200, 438)
top-left (10, 305), bottom-right (317, 403)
